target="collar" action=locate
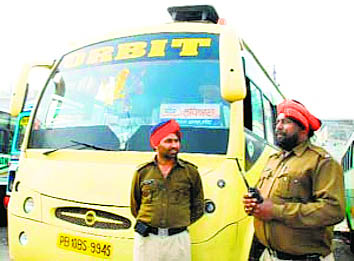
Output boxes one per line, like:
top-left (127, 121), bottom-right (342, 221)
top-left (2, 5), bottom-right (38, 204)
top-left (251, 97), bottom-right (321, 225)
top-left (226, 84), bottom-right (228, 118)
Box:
top-left (153, 156), bottom-right (186, 168)
top-left (273, 140), bottom-right (310, 159)
top-left (292, 140), bottom-right (311, 157)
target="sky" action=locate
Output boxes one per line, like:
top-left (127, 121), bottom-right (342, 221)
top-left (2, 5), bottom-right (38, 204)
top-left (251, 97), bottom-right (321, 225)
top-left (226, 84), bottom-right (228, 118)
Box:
top-left (1, 0), bottom-right (353, 119)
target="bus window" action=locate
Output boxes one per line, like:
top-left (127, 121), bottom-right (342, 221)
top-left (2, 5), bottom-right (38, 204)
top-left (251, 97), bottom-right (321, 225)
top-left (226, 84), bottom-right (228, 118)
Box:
top-left (350, 146), bottom-right (352, 169)
top-left (0, 130), bottom-right (6, 153)
top-left (15, 116), bottom-right (29, 152)
top-left (250, 82), bottom-right (265, 139)
top-left (341, 135), bottom-right (354, 253)
top-left (263, 96), bottom-right (276, 144)
top-left (244, 78), bottom-right (268, 171)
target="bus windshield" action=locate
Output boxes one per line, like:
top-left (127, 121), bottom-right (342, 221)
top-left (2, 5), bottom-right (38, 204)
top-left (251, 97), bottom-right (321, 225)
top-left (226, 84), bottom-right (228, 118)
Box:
top-left (29, 33), bottom-right (230, 154)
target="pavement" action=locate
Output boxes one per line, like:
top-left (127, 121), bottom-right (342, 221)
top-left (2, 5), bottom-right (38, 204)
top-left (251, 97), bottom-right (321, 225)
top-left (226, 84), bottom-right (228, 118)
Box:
top-left (333, 231), bottom-right (354, 261)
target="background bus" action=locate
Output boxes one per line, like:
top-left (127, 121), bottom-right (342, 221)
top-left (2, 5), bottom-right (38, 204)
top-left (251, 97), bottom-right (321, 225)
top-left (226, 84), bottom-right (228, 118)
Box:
top-left (7, 5), bottom-right (284, 260)
top-left (0, 110), bottom-right (15, 226)
top-left (341, 132), bottom-right (354, 253)
top-left (3, 63), bottom-right (47, 218)
top-left (3, 107), bottom-right (32, 212)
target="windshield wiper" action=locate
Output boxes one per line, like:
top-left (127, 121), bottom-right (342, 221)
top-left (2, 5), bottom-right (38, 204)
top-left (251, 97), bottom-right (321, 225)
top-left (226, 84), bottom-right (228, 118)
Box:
top-left (43, 140), bottom-right (114, 156)
top-left (70, 140), bottom-right (114, 151)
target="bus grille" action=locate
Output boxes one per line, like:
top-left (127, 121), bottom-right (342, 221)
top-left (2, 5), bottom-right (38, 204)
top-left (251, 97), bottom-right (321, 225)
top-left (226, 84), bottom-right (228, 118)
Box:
top-left (55, 207), bottom-right (131, 229)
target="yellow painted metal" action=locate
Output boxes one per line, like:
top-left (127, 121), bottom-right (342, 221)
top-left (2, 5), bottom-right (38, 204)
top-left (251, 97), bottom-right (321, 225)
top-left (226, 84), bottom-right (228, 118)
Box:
top-left (9, 64), bottom-right (31, 117)
top-left (9, 62), bottom-right (54, 117)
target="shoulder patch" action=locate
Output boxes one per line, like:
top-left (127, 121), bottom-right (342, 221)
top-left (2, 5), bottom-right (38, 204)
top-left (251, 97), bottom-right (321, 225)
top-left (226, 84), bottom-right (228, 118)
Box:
top-left (269, 150), bottom-right (281, 158)
top-left (179, 158), bottom-right (198, 169)
top-left (269, 152), bottom-right (279, 158)
top-left (136, 161), bottom-right (154, 171)
top-left (308, 143), bottom-right (332, 159)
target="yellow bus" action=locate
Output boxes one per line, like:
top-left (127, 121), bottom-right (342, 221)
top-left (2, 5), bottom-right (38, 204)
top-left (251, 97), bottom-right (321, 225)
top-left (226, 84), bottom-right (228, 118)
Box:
top-left (341, 132), bottom-right (354, 253)
top-left (8, 5), bottom-right (284, 260)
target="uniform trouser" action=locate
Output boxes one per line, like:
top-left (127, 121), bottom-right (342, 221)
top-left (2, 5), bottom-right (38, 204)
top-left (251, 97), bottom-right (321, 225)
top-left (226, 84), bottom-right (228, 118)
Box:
top-left (133, 230), bottom-right (191, 261)
top-left (261, 250), bottom-right (335, 261)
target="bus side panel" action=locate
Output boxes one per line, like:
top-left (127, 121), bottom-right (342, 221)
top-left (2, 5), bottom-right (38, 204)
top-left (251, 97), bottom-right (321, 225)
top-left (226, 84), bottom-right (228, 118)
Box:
top-left (191, 224), bottom-right (238, 260)
top-left (345, 169), bottom-right (354, 231)
top-left (235, 217), bottom-right (255, 261)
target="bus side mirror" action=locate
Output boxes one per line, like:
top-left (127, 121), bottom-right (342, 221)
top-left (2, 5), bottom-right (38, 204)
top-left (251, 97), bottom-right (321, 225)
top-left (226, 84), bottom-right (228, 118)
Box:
top-left (219, 27), bottom-right (247, 102)
top-left (10, 64), bottom-right (32, 117)
top-left (10, 62), bottom-right (55, 117)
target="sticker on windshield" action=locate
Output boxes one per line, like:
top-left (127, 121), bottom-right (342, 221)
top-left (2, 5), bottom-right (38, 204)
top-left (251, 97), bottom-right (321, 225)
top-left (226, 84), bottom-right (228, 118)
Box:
top-left (160, 104), bottom-right (221, 126)
top-left (95, 68), bottom-right (130, 105)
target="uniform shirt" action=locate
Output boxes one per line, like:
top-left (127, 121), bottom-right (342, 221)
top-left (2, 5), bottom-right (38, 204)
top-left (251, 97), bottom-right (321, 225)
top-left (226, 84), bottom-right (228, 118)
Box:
top-left (130, 157), bottom-right (204, 228)
top-left (255, 140), bottom-right (345, 257)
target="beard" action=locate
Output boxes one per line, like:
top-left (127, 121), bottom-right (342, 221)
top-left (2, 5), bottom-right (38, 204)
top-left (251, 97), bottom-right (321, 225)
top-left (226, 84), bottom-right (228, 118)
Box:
top-left (275, 131), bottom-right (299, 151)
top-left (161, 149), bottom-right (179, 160)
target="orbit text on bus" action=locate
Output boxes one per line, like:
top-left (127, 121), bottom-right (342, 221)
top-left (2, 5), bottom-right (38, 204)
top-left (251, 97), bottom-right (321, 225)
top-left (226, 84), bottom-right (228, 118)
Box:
top-left (63, 37), bottom-right (212, 69)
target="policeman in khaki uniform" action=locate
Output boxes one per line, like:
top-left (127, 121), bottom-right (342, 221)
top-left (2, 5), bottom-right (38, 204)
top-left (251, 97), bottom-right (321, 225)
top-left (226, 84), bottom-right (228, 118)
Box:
top-left (131, 119), bottom-right (204, 261)
top-left (244, 100), bottom-right (345, 261)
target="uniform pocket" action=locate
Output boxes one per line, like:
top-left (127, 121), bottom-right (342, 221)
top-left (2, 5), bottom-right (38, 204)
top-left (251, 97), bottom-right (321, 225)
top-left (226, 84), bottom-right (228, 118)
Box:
top-left (275, 173), bottom-right (292, 199)
top-left (141, 180), bottom-right (159, 204)
top-left (171, 185), bottom-right (190, 204)
top-left (275, 172), bottom-right (309, 202)
top-left (257, 169), bottom-right (273, 189)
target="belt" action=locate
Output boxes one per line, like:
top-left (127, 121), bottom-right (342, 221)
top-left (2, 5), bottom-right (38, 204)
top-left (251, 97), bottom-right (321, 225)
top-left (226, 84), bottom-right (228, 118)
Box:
top-left (149, 226), bottom-right (187, 236)
top-left (269, 249), bottom-right (320, 260)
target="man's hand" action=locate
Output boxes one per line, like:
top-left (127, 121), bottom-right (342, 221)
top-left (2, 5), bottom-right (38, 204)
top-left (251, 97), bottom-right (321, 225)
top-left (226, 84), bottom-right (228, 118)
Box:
top-left (252, 199), bottom-right (274, 221)
top-left (243, 193), bottom-right (258, 215)
top-left (243, 193), bottom-right (274, 221)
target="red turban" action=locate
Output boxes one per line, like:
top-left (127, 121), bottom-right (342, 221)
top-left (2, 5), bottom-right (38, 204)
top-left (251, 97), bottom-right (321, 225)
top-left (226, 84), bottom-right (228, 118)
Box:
top-left (150, 119), bottom-right (182, 147)
top-left (277, 100), bottom-right (321, 132)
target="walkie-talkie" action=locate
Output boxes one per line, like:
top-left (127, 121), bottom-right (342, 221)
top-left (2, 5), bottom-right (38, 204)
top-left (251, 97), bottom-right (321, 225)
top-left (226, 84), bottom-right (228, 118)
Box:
top-left (236, 158), bottom-right (263, 204)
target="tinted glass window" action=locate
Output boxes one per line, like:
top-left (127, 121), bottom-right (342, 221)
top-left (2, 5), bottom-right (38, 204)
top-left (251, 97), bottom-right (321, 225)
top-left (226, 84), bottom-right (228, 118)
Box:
top-left (30, 33), bottom-right (230, 154)
top-left (250, 82), bottom-right (264, 138)
top-left (263, 96), bottom-right (275, 144)
top-left (15, 116), bottom-right (29, 152)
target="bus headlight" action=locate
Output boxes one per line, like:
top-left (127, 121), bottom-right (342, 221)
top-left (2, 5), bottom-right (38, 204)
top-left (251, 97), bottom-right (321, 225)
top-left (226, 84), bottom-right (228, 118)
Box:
top-left (23, 197), bottom-right (35, 213)
top-left (19, 232), bottom-right (28, 245)
top-left (204, 199), bottom-right (216, 213)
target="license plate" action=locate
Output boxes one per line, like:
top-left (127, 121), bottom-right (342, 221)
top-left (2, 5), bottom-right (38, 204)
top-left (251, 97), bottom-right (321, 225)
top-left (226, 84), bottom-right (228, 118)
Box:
top-left (57, 233), bottom-right (113, 259)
